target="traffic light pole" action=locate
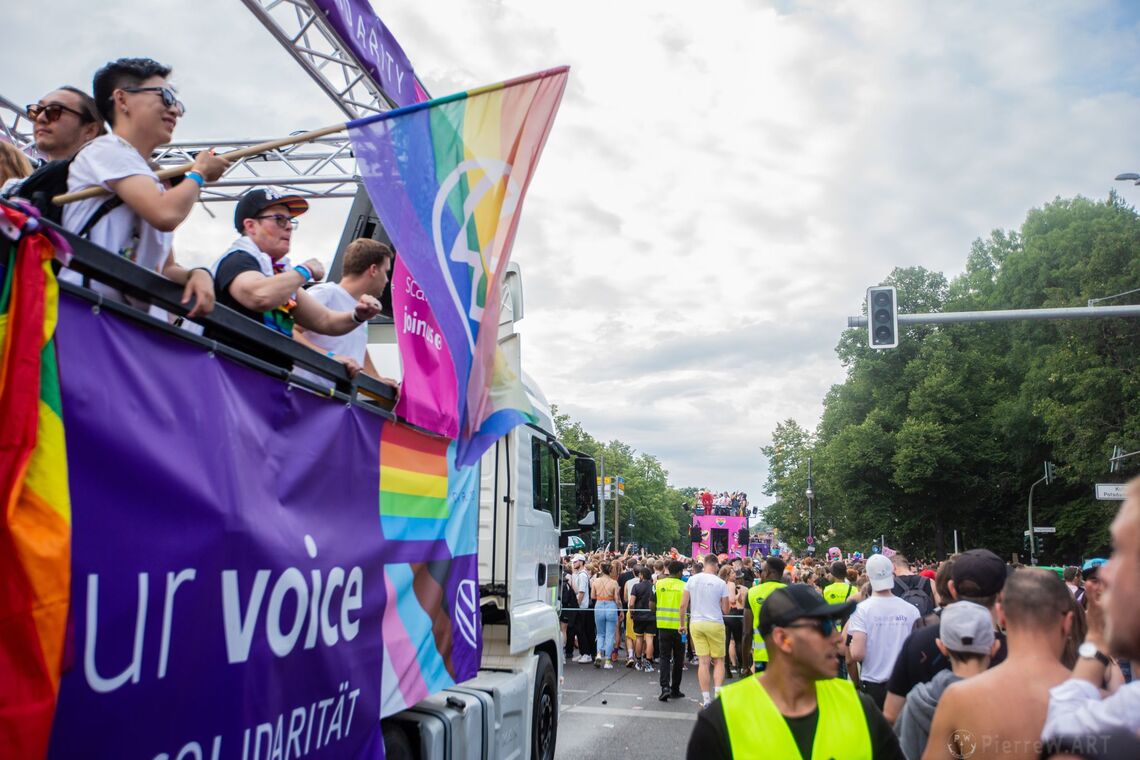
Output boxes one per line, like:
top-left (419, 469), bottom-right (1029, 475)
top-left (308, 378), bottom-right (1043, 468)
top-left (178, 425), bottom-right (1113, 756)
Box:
top-left (1027, 475), bottom-right (1046, 566)
top-left (848, 303), bottom-right (1140, 329)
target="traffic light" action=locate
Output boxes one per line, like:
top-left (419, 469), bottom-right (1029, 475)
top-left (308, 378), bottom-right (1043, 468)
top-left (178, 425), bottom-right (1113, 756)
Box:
top-left (867, 286), bottom-right (899, 349)
top-left (1034, 535), bottom-right (1045, 556)
top-left (1044, 461), bottom-right (1056, 485)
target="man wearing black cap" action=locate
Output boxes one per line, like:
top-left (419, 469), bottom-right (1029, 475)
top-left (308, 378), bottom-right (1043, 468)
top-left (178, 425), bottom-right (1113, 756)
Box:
top-left (882, 549), bottom-right (1009, 726)
top-left (212, 187), bottom-right (381, 343)
top-left (687, 584), bottom-right (904, 760)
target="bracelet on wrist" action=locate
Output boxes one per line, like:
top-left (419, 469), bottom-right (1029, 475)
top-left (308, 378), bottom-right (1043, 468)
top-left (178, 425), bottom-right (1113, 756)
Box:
top-left (189, 266), bottom-right (213, 280)
top-left (293, 264), bottom-right (312, 282)
top-left (352, 311), bottom-right (366, 324)
top-left (185, 171), bottom-right (205, 188)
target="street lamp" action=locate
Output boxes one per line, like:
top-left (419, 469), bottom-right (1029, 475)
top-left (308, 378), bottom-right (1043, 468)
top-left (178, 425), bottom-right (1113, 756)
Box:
top-left (1114, 172), bottom-right (1140, 185)
top-left (805, 456), bottom-right (815, 550)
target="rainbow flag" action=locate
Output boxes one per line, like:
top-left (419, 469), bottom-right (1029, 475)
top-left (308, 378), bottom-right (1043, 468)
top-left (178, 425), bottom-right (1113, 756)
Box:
top-left (380, 421), bottom-right (450, 541)
top-left (349, 67), bottom-right (569, 465)
top-left (0, 205), bottom-right (71, 759)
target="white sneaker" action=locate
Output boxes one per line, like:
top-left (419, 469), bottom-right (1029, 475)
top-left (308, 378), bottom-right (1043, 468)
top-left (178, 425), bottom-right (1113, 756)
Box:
top-left (603, 661), bottom-right (614, 669)
top-left (577, 654), bottom-right (592, 664)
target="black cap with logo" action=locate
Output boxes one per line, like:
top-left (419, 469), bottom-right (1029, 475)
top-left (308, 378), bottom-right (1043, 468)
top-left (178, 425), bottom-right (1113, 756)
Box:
top-left (233, 187), bottom-right (309, 232)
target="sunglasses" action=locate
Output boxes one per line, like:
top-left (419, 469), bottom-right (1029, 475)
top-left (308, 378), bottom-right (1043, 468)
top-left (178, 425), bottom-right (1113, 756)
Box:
top-left (782, 618), bottom-right (840, 637)
top-left (27, 102), bottom-right (92, 123)
top-left (119, 86), bottom-right (186, 116)
top-left (255, 214), bottom-right (299, 230)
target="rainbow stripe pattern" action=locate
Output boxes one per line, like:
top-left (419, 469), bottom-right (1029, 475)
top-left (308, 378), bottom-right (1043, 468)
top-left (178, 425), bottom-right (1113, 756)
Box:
top-left (349, 67), bottom-right (569, 465)
top-left (379, 421), bottom-right (450, 541)
top-left (0, 205), bottom-right (72, 759)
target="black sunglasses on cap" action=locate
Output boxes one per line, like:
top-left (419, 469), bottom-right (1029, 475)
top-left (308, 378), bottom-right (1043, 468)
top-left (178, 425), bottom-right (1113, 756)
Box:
top-left (118, 86), bottom-right (185, 116)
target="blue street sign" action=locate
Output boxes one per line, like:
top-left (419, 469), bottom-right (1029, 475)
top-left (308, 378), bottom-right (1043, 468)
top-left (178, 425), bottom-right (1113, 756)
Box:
top-left (871, 544), bottom-right (880, 554)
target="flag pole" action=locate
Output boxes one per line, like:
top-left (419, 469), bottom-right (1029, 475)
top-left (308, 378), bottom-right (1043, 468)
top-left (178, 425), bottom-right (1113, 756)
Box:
top-left (51, 122), bottom-right (348, 206)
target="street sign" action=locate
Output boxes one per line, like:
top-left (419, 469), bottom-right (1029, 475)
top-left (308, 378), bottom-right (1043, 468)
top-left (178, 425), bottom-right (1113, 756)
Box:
top-left (1096, 483), bottom-right (1126, 501)
top-left (806, 535), bottom-right (814, 545)
top-left (870, 544), bottom-right (880, 554)
top-left (1023, 527), bottom-right (1056, 536)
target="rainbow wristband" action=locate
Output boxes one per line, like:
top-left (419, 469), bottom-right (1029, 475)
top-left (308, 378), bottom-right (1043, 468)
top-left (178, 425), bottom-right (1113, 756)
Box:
top-left (185, 171), bottom-right (205, 187)
top-left (292, 264), bottom-right (312, 282)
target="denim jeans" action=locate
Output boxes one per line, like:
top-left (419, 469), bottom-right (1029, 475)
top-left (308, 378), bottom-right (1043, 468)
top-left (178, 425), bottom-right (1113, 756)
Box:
top-left (594, 601), bottom-right (618, 658)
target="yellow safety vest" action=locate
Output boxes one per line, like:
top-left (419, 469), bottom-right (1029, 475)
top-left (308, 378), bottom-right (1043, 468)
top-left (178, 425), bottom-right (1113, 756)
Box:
top-left (822, 582), bottom-right (854, 632)
top-left (655, 577), bottom-right (685, 630)
top-left (721, 677), bottom-right (872, 760)
top-left (747, 581), bottom-right (786, 661)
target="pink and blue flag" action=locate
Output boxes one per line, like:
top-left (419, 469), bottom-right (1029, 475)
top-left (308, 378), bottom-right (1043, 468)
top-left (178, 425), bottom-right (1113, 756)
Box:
top-left (348, 67), bottom-right (569, 465)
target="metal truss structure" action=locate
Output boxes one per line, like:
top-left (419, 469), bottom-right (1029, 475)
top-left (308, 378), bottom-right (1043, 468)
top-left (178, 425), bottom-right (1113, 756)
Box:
top-left (152, 134), bottom-right (359, 203)
top-left (239, 0), bottom-right (393, 120)
top-left (0, 94), bottom-right (39, 159)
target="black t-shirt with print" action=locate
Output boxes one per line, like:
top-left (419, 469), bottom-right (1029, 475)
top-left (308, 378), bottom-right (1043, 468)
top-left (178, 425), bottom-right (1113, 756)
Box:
top-left (214, 250), bottom-right (295, 336)
top-left (630, 580), bottom-right (655, 621)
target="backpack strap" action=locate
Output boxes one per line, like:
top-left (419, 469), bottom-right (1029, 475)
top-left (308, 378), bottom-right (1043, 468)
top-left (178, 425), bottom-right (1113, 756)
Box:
top-left (76, 196), bottom-right (124, 238)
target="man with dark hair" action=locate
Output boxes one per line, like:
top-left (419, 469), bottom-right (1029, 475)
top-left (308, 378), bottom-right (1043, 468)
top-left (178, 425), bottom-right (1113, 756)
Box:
top-left (212, 188), bottom-right (381, 339)
top-left (656, 559), bottom-right (687, 701)
top-left (60, 58), bottom-right (227, 317)
top-left (883, 549), bottom-right (1009, 725)
top-left (743, 556), bottom-right (787, 674)
top-left (629, 566), bottom-right (657, 671)
top-left (687, 584), bottom-right (902, 759)
top-left (30, 87), bottom-right (103, 160)
top-left (294, 238), bottom-right (394, 385)
top-left (924, 569), bottom-right (1073, 760)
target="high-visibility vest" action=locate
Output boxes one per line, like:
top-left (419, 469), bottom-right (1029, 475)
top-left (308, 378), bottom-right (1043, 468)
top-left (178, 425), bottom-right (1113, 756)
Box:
top-left (747, 581), bottom-right (786, 661)
top-left (720, 676), bottom-right (871, 760)
top-left (822, 581), bottom-right (854, 632)
top-left (655, 577), bottom-right (685, 630)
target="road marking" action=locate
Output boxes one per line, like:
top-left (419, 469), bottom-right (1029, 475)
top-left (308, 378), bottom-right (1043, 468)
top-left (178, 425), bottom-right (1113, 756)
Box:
top-left (563, 690), bottom-right (642, 697)
top-left (562, 705), bottom-right (697, 721)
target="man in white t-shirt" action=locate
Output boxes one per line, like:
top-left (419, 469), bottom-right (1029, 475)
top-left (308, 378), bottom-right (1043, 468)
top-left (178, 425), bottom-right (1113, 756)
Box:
top-left (62, 57), bottom-right (228, 315)
top-left (570, 554), bottom-right (594, 663)
top-left (847, 553), bottom-right (919, 710)
top-left (293, 237), bottom-right (395, 387)
top-left (681, 554), bottom-right (730, 707)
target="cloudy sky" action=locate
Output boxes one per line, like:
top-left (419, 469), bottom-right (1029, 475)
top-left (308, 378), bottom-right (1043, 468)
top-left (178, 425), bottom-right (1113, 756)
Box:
top-left (11, 0), bottom-right (1140, 510)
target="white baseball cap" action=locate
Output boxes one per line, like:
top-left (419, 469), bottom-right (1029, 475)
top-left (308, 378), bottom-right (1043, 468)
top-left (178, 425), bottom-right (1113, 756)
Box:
top-left (867, 554), bottom-right (895, 592)
top-left (572, 554), bottom-right (586, 563)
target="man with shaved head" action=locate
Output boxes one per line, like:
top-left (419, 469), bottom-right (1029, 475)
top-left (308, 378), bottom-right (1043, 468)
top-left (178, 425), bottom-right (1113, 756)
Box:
top-left (922, 569), bottom-right (1073, 759)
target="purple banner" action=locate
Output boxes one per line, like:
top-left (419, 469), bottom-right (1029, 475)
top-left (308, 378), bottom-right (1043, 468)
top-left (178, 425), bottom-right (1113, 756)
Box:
top-left (310, 0), bottom-right (428, 108)
top-left (46, 294), bottom-right (481, 758)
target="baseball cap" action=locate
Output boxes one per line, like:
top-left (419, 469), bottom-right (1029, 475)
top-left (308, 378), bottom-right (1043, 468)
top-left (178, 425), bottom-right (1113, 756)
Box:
top-left (938, 601), bottom-right (995, 655)
top-left (234, 187), bottom-right (309, 232)
top-left (951, 549), bottom-right (1006, 598)
top-left (758, 583), bottom-right (857, 636)
top-left (1082, 558), bottom-right (1107, 580)
top-left (571, 554), bottom-right (585, 563)
top-left (866, 554), bottom-right (895, 592)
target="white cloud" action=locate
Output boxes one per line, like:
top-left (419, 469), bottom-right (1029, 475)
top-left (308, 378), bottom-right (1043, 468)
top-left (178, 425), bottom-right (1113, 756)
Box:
top-left (11, 0), bottom-right (1140, 516)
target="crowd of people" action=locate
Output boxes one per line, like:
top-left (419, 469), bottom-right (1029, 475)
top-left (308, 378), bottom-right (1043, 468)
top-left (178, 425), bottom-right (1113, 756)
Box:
top-left (562, 482), bottom-right (1140, 759)
top-left (1, 58), bottom-right (396, 388)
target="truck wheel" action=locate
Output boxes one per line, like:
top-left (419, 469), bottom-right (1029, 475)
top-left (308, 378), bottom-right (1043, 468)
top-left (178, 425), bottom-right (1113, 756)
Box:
top-left (382, 722), bottom-right (415, 760)
top-left (531, 652), bottom-right (557, 760)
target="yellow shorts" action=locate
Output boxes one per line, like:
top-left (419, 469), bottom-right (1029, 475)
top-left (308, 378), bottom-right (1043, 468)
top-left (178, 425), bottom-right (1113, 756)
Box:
top-left (690, 620), bottom-right (726, 658)
top-left (625, 610), bottom-right (634, 638)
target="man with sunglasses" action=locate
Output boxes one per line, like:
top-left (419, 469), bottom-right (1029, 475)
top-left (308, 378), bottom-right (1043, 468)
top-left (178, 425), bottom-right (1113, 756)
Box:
top-left (687, 584), bottom-right (904, 759)
top-left (27, 88), bottom-right (104, 162)
top-left (60, 58), bottom-right (229, 318)
top-left (212, 188), bottom-right (382, 344)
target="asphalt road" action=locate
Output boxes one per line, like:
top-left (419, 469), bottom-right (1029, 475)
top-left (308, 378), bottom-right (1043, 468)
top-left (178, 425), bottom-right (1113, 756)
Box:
top-left (554, 648), bottom-right (722, 760)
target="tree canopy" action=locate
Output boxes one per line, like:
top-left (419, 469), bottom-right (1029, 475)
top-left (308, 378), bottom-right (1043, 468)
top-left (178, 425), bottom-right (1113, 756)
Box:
top-left (762, 193), bottom-right (1140, 563)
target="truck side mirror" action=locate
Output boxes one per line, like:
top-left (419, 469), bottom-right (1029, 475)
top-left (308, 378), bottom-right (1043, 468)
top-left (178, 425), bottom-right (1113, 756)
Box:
top-left (574, 456), bottom-right (597, 524)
